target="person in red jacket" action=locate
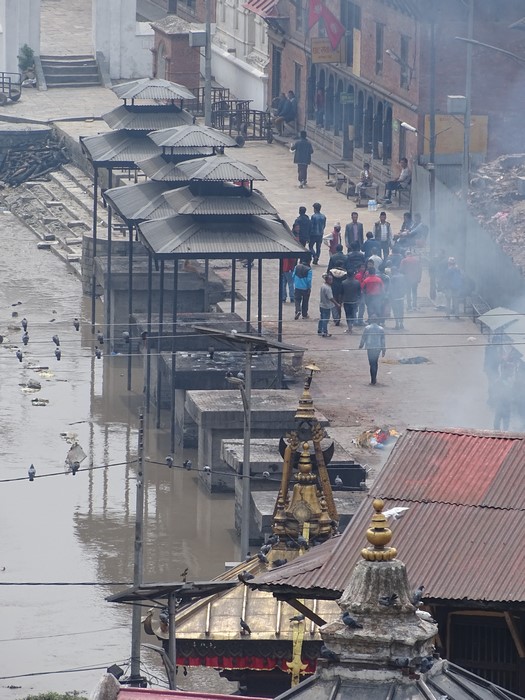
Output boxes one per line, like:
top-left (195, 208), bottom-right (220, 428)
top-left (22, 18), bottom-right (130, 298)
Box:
top-left (399, 249), bottom-right (422, 311)
top-left (361, 266), bottom-right (385, 320)
top-left (282, 255), bottom-right (297, 302)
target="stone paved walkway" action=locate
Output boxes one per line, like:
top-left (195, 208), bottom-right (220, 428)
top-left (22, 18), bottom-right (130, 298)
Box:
top-left (40, 0), bottom-right (93, 55)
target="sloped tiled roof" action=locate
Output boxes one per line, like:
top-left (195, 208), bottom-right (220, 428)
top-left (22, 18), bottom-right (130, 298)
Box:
top-left (164, 185), bottom-right (278, 216)
top-left (112, 78), bottom-right (195, 101)
top-left (80, 132), bottom-right (160, 166)
top-left (252, 428), bottom-right (525, 603)
top-left (138, 154), bottom-right (215, 181)
top-left (103, 181), bottom-right (176, 222)
top-left (149, 124), bottom-right (238, 149)
top-left (138, 215), bottom-right (305, 259)
top-left (102, 105), bottom-right (193, 131)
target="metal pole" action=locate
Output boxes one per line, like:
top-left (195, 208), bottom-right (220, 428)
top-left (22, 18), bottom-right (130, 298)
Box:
top-left (257, 258), bottom-right (263, 336)
top-left (240, 343), bottom-right (252, 560)
top-left (130, 410), bottom-right (145, 686)
top-left (246, 260), bottom-right (252, 333)
top-left (127, 225), bottom-right (133, 391)
top-left (170, 261), bottom-right (178, 455)
top-left (429, 14), bottom-right (437, 299)
top-left (277, 258), bottom-right (283, 388)
top-left (91, 167), bottom-right (98, 333)
top-left (231, 259), bottom-right (236, 313)
top-left (106, 169), bottom-right (113, 345)
top-left (156, 261), bottom-right (165, 429)
top-left (146, 254), bottom-right (153, 413)
top-left (167, 591), bottom-right (177, 690)
top-left (204, 0), bottom-right (212, 127)
top-left (461, 0), bottom-right (474, 270)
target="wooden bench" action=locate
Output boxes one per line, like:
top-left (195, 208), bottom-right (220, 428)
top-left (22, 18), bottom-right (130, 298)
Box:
top-left (354, 183), bottom-right (380, 206)
top-left (327, 162), bottom-right (356, 197)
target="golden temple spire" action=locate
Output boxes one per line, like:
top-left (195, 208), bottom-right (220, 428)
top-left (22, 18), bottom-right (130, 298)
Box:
top-left (294, 362), bottom-right (320, 421)
top-left (360, 498), bottom-right (397, 562)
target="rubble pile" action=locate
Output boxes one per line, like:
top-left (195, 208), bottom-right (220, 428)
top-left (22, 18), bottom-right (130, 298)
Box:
top-left (0, 136), bottom-right (69, 187)
top-left (468, 154), bottom-right (525, 269)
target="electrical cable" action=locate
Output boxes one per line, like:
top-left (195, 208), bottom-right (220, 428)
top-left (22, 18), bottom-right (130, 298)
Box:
top-left (0, 460), bottom-right (136, 484)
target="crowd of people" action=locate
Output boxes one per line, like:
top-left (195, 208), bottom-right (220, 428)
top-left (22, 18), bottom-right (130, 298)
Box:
top-left (279, 205), bottom-right (471, 384)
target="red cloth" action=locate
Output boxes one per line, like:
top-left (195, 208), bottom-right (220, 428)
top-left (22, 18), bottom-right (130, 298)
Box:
top-left (321, 5), bottom-right (345, 49)
top-left (361, 274), bottom-right (384, 296)
top-left (308, 0), bottom-right (323, 28)
top-left (282, 257), bottom-right (297, 273)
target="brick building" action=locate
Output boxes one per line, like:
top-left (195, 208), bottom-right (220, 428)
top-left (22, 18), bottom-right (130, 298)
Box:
top-left (258, 0), bottom-right (525, 179)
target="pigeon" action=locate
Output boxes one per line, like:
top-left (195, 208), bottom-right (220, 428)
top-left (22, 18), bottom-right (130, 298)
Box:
top-left (203, 465), bottom-right (211, 473)
top-left (267, 534), bottom-right (280, 545)
top-left (70, 461), bottom-right (80, 476)
top-left (297, 535), bottom-right (309, 549)
top-left (180, 567), bottom-right (188, 582)
top-left (416, 610), bottom-right (435, 623)
top-left (383, 506), bottom-right (409, 521)
top-left (183, 459), bottom-right (192, 470)
top-left (419, 656), bottom-right (435, 674)
top-left (257, 552), bottom-right (269, 564)
top-left (22, 332), bottom-right (29, 346)
top-left (240, 618), bottom-right (251, 635)
top-left (97, 331), bottom-right (104, 345)
top-left (342, 612), bottom-right (363, 629)
top-left (165, 455), bottom-right (174, 468)
top-left (260, 543), bottom-right (272, 555)
top-left (287, 538), bottom-right (300, 549)
top-left (122, 331), bottom-right (130, 344)
top-left (378, 593), bottom-right (398, 607)
top-left (320, 644), bottom-right (339, 662)
top-left (52, 334), bottom-right (60, 347)
top-left (159, 607), bottom-right (169, 625)
top-left (391, 657), bottom-right (410, 668)
top-left (208, 346), bottom-right (215, 360)
top-left (237, 371), bottom-right (244, 380)
top-left (289, 614), bottom-right (305, 622)
top-left (272, 558), bottom-right (288, 568)
top-left (73, 318), bottom-right (80, 331)
top-left (262, 470), bottom-right (270, 479)
top-left (16, 349), bottom-right (23, 362)
top-left (411, 585), bottom-right (425, 607)
top-left (95, 347), bottom-right (102, 359)
top-left (0, 335), bottom-right (3, 344)
top-left (21, 318), bottom-right (28, 331)
top-left (55, 347), bottom-right (61, 361)
top-left (28, 464), bottom-right (36, 481)
top-left (334, 474), bottom-right (343, 486)
top-left (238, 570), bottom-right (255, 583)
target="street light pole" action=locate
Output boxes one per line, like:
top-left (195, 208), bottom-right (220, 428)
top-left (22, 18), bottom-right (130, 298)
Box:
top-left (240, 343), bottom-right (252, 560)
top-left (461, 0), bottom-right (474, 269)
top-left (129, 410), bottom-right (145, 686)
top-left (204, 0), bottom-right (212, 127)
top-left (429, 13), bottom-right (437, 298)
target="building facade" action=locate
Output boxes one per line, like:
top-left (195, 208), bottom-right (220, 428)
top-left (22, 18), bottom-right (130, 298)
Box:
top-left (254, 0), bottom-right (525, 178)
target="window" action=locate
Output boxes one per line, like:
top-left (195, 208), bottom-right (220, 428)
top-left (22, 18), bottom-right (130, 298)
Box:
top-left (294, 62), bottom-right (302, 100)
top-left (295, 0), bottom-right (303, 32)
top-left (340, 1), bottom-right (361, 67)
top-left (375, 23), bottom-right (384, 75)
top-left (400, 35), bottom-right (410, 89)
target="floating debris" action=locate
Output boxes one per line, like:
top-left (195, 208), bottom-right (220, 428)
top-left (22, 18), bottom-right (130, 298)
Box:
top-left (31, 398), bottom-right (49, 407)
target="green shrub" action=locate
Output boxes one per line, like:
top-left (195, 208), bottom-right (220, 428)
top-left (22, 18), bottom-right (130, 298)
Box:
top-left (17, 44), bottom-right (35, 72)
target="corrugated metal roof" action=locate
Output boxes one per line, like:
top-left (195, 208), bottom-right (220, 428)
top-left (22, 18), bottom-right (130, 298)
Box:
top-left (175, 154), bottom-right (266, 181)
top-left (120, 690), bottom-right (260, 700)
top-left (252, 428), bottom-right (525, 603)
top-left (138, 215), bottom-right (305, 259)
top-left (80, 132), bottom-right (160, 166)
top-left (164, 185), bottom-right (278, 216)
top-left (103, 181), bottom-right (176, 222)
top-left (139, 154), bottom-right (213, 181)
top-left (478, 307), bottom-right (517, 331)
top-left (149, 124), bottom-right (238, 148)
top-left (102, 105), bottom-right (193, 131)
top-left (112, 78), bottom-right (195, 101)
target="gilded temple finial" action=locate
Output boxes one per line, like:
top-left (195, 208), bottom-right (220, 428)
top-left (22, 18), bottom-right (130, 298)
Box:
top-left (360, 498), bottom-right (397, 561)
top-left (295, 363), bottom-right (320, 421)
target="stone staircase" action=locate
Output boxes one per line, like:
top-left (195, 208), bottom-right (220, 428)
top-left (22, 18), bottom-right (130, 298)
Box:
top-left (40, 55), bottom-right (102, 88)
top-left (3, 164), bottom-right (109, 277)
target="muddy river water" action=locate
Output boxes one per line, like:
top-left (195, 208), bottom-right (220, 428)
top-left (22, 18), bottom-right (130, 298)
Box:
top-left (0, 213), bottom-right (236, 697)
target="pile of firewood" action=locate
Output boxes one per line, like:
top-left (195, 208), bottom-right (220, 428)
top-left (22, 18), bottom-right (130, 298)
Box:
top-left (0, 137), bottom-right (69, 186)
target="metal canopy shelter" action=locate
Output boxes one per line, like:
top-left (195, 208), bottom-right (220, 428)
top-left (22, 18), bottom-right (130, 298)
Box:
top-left (107, 580), bottom-right (237, 689)
top-left (102, 104), bottom-right (194, 132)
top-left (149, 123), bottom-right (238, 150)
top-left (112, 77), bottom-right (196, 102)
top-left (80, 131), bottom-right (161, 341)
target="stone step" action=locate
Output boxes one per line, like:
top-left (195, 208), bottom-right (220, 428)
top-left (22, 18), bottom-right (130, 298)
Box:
top-left (43, 64), bottom-right (99, 76)
top-left (45, 78), bottom-right (101, 88)
top-left (40, 54), bottom-right (96, 62)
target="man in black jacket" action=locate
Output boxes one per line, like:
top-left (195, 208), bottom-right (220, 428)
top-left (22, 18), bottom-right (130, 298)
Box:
top-left (293, 206), bottom-right (311, 246)
top-left (290, 131), bottom-right (314, 188)
top-left (346, 241), bottom-right (366, 275)
top-left (327, 244), bottom-right (349, 273)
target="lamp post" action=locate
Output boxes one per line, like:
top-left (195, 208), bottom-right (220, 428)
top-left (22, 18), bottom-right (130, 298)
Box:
top-left (204, 0), bottom-right (212, 127)
top-left (429, 12), bottom-right (437, 298)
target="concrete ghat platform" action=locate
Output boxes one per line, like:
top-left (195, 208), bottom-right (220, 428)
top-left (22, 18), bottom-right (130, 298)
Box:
top-left (185, 390), bottom-right (328, 492)
top-left (250, 490), bottom-right (368, 544)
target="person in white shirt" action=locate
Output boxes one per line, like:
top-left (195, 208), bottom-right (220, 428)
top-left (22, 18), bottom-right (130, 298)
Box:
top-left (384, 158), bottom-right (411, 202)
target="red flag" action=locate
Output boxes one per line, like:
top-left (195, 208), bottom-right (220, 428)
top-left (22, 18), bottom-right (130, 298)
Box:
top-left (321, 5), bottom-right (345, 50)
top-left (308, 0), bottom-right (323, 29)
